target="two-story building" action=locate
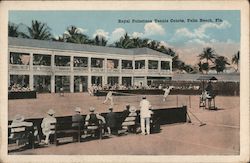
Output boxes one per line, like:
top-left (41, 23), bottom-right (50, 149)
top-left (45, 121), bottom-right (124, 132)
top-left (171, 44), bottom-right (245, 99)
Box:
top-left (8, 37), bottom-right (172, 93)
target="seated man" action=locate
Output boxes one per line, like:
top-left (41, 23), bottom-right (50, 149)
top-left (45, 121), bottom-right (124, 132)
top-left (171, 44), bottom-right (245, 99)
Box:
top-left (85, 107), bottom-right (106, 138)
top-left (105, 107), bottom-right (117, 135)
top-left (41, 109), bottom-right (57, 145)
top-left (72, 107), bottom-right (84, 141)
top-left (72, 107), bottom-right (84, 128)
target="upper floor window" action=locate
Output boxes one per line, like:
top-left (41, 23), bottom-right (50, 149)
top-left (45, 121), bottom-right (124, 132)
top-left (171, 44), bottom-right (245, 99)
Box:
top-left (9, 52), bottom-right (30, 65)
top-left (74, 57), bottom-right (88, 67)
top-left (161, 61), bottom-right (170, 70)
top-left (148, 60), bottom-right (158, 69)
top-left (55, 55), bottom-right (70, 66)
top-left (135, 60), bottom-right (145, 69)
top-left (33, 54), bottom-right (51, 66)
top-left (91, 58), bottom-right (104, 68)
top-left (122, 60), bottom-right (133, 69)
top-left (107, 59), bottom-right (119, 69)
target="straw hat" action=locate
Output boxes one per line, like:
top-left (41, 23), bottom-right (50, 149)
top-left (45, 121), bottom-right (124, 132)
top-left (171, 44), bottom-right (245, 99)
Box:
top-left (129, 106), bottom-right (136, 113)
top-left (89, 107), bottom-right (95, 112)
top-left (75, 107), bottom-right (81, 113)
top-left (47, 109), bottom-right (55, 115)
top-left (13, 114), bottom-right (24, 122)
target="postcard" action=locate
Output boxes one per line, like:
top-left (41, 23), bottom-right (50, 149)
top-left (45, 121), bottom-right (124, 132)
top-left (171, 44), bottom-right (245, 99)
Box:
top-left (0, 1), bottom-right (249, 163)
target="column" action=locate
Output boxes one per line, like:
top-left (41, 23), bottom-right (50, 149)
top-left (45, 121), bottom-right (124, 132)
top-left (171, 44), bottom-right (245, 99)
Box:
top-left (51, 75), bottom-right (55, 93)
top-left (119, 59), bottom-right (122, 73)
top-left (101, 75), bottom-right (106, 86)
top-left (70, 56), bottom-right (74, 72)
top-left (29, 75), bottom-right (34, 91)
top-left (29, 53), bottom-right (34, 90)
top-left (51, 54), bottom-right (55, 93)
top-left (119, 76), bottom-right (122, 85)
top-left (70, 75), bottom-right (74, 93)
top-left (158, 60), bottom-right (161, 73)
top-left (144, 76), bottom-right (147, 87)
top-left (88, 75), bottom-right (92, 88)
top-left (88, 57), bottom-right (91, 73)
top-left (132, 60), bottom-right (135, 72)
top-left (170, 60), bottom-right (173, 72)
top-left (145, 59), bottom-right (148, 73)
top-left (70, 56), bottom-right (74, 93)
top-left (104, 58), bottom-right (107, 73)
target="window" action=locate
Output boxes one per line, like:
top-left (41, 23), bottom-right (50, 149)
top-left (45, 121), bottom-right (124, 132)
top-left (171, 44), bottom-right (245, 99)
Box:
top-left (148, 60), bottom-right (158, 69)
top-left (122, 60), bottom-right (133, 69)
top-left (9, 52), bottom-right (30, 65)
top-left (161, 61), bottom-right (170, 70)
top-left (55, 55), bottom-right (70, 66)
top-left (91, 58), bottom-right (104, 68)
top-left (135, 60), bottom-right (145, 69)
top-left (74, 57), bottom-right (88, 67)
top-left (33, 54), bottom-right (51, 66)
top-left (107, 59), bottom-right (119, 69)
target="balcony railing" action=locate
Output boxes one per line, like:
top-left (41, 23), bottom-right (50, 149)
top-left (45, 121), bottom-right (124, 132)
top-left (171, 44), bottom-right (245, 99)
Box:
top-left (148, 69), bottom-right (160, 74)
top-left (9, 64), bottom-right (29, 70)
top-left (33, 65), bottom-right (52, 71)
top-left (107, 68), bottom-right (120, 73)
top-left (160, 69), bottom-right (171, 74)
top-left (91, 67), bottom-right (104, 73)
top-left (121, 69), bottom-right (133, 73)
top-left (55, 66), bottom-right (71, 71)
top-left (73, 67), bottom-right (88, 72)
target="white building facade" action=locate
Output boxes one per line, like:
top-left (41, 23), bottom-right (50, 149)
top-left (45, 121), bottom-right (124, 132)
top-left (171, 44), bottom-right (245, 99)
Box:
top-left (8, 37), bottom-right (172, 93)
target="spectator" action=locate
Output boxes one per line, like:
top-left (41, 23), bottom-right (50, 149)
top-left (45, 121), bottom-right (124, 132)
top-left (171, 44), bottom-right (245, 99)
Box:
top-left (72, 107), bottom-right (84, 141)
top-left (72, 107), bottom-right (84, 128)
top-left (9, 114), bottom-right (34, 146)
top-left (41, 109), bottom-right (56, 145)
top-left (121, 106), bottom-right (138, 133)
top-left (105, 107), bottom-right (117, 135)
top-left (85, 107), bottom-right (106, 137)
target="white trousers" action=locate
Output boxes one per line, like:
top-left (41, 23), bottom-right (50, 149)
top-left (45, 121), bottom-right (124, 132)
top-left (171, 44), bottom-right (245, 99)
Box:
top-left (140, 117), bottom-right (150, 135)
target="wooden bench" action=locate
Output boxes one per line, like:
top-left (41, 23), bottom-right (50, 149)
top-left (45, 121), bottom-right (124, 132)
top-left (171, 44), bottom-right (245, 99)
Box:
top-left (85, 120), bottom-right (106, 140)
top-left (52, 122), bottom-right (84, 146)
top-left (8, 125), bottom-right (35, 151)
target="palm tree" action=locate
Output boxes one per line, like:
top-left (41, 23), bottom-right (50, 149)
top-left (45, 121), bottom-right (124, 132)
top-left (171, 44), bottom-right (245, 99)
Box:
top-left (232, 51), bottom-right (240, 72)
top-left (114, 33), bottom-right (135, 49)
top-left (21, 20), bottom-right (52, 40)
top-left (212, 56), bottom-right (230, 74)
top-left (93, 35), bottom-right (107, 46)
top-left (198, 47), bottom-right (217, 74)
top-left (132, 37), bottom-right (149, 48)
top-left (197, 61), bottom-right (209, 74)
top-left (8, 22), bottom-right (20, 37)
top-left (63, 25), bottom-right (90, 44)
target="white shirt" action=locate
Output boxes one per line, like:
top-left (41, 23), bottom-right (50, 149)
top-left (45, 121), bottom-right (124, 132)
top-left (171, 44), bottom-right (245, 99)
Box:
top-left (140, 99), bottom-right (152, 118)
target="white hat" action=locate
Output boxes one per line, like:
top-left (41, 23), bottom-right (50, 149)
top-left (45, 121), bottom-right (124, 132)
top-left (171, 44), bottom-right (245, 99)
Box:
top-left (47, 109), bottom-right (55, 115)
top-left (13, 114), bottom-right (24, 122)
top-left (75, 107), bottom-right (81, 112)
top-left (129, 106), bottom-right (136, 113)
top-left (89, 107), bottom-right (95, 112)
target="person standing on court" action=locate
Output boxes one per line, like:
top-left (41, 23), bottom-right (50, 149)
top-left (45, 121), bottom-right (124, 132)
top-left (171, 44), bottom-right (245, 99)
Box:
top-left (103, 91), bottom-right (114, 106)
top-left (139, 96), bottom-right (152, 135)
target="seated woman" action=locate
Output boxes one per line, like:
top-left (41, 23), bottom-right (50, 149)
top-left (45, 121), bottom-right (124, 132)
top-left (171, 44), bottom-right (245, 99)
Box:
top-left (121, 106), bottom-right (138, 133)
top-left (9, 114), bottom-right (34, 147)
top-left (41, 109), bottom-right (57, 145)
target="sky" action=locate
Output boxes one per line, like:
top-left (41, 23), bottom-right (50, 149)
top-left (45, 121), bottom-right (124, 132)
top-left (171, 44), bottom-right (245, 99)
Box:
top-left (9, 10), bottom-right (240, 65)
